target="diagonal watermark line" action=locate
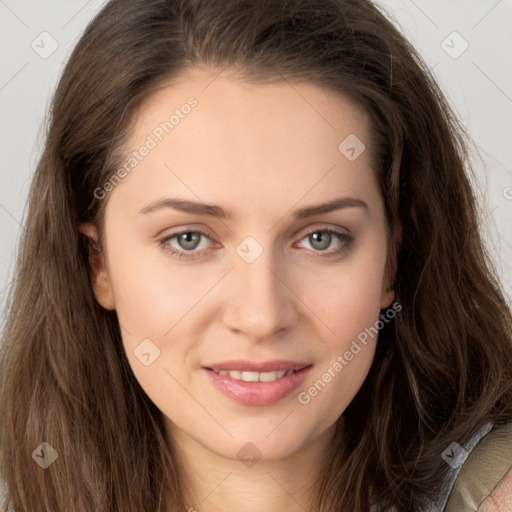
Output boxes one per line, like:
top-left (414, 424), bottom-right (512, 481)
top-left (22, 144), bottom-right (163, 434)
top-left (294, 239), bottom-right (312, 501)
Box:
top-left (0, 62), bottom-right (29, 92)
top-left (0, 0), bottom-right (29, 28)
top-left (408, 0), bottom-right (439, 29)
top-left (61, 0), bottom-right (94, 29)
top-left (480, 204), bottom-right (499, 226)
top-left (0, 204), bottom-right (25, 232)
top-left (0, 276), bottom-right (15, 304)
top-left (118, 321), bottom-right (132, 337)
top-left (265, 265), bottom-right (336, 335)
top-left (265, 408), bottom-right (295, 438)
top-left (162, 267), bottom-right (234, 337)
top-left (473, 143), bottom-right (510, 178)
top-left (265, 164), bottom-right (336, 234)
top-left (471, 61), bottom-right (512, 106)
top-left (279, 74), bottom-right (336, 131)
top-left (200, 471), bottom-right (233, 503)
top-left (163, 367), bottom-right (234, 438)
top-left (471, 0), bottom-right (504, 30)
top-left (163, 163), bottom-right (233, 233)
top-left (266, 471), bottom-right (307, 510)
top-left (200, 63), bottom-right (233, 93)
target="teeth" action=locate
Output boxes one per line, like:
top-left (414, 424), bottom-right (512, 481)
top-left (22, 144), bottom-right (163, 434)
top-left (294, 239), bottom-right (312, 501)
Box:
top-left (212, 369), bottom-right (293, 382)
top-left (242, 371), bottom-right (260, 382)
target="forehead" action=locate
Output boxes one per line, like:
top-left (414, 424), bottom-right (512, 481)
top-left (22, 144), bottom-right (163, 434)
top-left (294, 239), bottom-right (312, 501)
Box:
top-left (130, 67), bottom-right (372, 149)
top-left (105, 68), bottom-right (381, 221)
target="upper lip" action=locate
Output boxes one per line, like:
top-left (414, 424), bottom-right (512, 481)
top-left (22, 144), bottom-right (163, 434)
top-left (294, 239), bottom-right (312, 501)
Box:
top-left (204, 360), bottom-right (311, 372)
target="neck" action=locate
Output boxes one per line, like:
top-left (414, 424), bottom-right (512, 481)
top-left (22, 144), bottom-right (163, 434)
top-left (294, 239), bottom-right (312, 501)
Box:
top-left (162, 423), bottom-right (337, 512)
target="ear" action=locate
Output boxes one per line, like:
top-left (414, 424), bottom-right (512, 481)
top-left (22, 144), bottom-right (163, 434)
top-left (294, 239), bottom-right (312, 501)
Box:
top-left (380, 223), bottom-right (402, 309)
top-left (78, 223), bottom-right (115, 310)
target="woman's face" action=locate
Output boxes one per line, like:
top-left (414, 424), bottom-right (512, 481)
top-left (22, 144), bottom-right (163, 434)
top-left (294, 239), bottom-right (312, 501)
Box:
top-left (82, 68), bottom-right (397, 462)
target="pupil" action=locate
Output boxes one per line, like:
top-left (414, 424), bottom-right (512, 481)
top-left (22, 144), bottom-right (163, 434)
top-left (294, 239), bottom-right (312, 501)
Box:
top-left (180, 232), bottom-right (199, 250)
top-left (311, 231), bottom-right (330, 250)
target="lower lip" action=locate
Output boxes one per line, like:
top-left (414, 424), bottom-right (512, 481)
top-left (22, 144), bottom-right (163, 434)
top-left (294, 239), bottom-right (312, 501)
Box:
top-left (203, 366), bottom-right (313, 406)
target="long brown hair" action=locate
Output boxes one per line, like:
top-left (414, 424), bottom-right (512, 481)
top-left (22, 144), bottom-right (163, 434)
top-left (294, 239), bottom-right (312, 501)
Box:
top-left (1, 0), bottom-right (511, 510)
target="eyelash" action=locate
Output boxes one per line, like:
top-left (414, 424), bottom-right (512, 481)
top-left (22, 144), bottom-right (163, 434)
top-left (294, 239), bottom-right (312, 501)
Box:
top-left (157, 227), bottom-right (353, 260)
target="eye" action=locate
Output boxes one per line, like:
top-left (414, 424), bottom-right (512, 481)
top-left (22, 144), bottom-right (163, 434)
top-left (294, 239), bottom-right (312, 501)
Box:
top-left (295, 228), bottom-right (353, 258)
top-left (158, 227), bottom-right (353, 260)
top-left (158, 229), bottom-right (213, 259)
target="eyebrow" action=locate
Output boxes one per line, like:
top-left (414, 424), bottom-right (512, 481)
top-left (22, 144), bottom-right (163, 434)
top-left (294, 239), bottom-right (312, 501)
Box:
top-left (138, 196), bottom-right (369, 219)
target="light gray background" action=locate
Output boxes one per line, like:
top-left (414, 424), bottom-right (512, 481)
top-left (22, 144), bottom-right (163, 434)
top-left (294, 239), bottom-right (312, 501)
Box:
top-left (1, 0), bottom-right (511, 331)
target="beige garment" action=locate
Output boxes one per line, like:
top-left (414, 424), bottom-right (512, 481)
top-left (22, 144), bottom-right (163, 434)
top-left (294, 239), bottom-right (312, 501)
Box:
top-left (444, 421), bottom-right (512, 511)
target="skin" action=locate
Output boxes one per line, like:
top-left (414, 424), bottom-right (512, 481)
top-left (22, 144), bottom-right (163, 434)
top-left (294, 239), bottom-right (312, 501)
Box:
top-left (479, 469), bottom-right (512, 511)
top-left (80, 67), bottom-right (400, 511)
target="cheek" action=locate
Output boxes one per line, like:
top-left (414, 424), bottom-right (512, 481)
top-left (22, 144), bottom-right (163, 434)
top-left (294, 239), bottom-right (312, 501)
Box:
top-left (103, 232), bottom-right (226, 404)
top-left (106, 229), bottom-right (212, 338)
top-left (296, 267), bottom-right (384, 420)
top-left (304, 255), bottom-right (387, 345)
top-left (105, 235), bottom-right (213, 401)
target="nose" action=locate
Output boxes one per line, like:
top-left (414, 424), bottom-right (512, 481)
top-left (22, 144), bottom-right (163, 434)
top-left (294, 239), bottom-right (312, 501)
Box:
top-left (221, 245), bottom-right (300, 340)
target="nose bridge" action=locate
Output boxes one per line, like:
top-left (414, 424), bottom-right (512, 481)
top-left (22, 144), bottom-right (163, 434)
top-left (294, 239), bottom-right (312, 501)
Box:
top-left (222, 236), bottom-right (297, 338)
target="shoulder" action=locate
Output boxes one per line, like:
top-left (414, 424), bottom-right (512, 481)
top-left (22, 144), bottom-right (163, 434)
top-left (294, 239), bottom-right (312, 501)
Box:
top-left (478, 468), bottom-right (512, 511)
top-left (445, 421), bottom-right (512, 511)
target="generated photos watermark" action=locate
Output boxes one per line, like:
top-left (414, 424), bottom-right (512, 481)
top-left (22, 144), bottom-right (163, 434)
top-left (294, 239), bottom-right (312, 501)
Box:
top-left (94, 96), bottom-right (198, 200)
top-left (297, 301), bottom-right (402, 405)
